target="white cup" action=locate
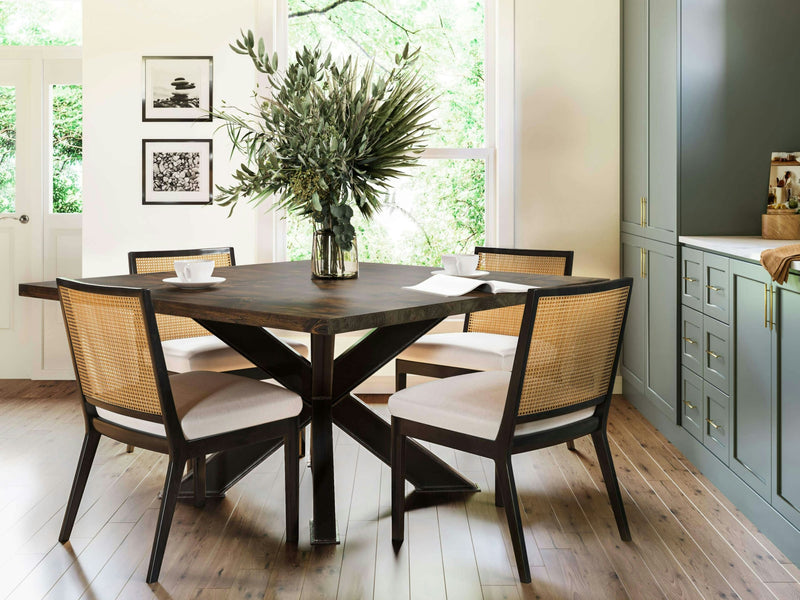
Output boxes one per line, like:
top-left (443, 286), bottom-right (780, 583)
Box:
top-left (174, 259), bottom-right (215, 282)
top-left (442, 253), bottom-right (479, 276)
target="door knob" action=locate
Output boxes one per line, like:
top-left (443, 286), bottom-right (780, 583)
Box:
top-left (0, 214), bottom-right (29, 224)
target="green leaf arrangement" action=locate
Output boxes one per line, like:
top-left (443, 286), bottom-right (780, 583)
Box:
top-left (213, 30), bottom-right (437, 251)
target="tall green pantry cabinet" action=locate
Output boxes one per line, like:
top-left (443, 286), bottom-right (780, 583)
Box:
top-left (620, 0), bottom-right (679, 421)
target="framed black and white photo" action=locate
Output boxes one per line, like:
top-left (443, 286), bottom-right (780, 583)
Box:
top-left (142, 56), bottom-right (212, 121)
top-left (142, 139), bottom-right (212, 205)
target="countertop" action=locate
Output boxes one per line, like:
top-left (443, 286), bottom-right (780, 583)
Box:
top-left (679, 236), bottom-right (800, 271)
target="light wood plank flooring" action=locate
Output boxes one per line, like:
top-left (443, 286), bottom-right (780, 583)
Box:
top-left (0, 380), bottom-right (797, 599)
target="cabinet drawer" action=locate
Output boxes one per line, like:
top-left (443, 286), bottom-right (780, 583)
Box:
top-left (680, 306), bottom-right (703, 374)
top-left (703, 315), bottom-right (731, 394)
top-left (681, 367), bottom-right (704, 441)
top-left (681, 247), bottom-right (703, 311)
top-left (704, 384), bottom-right (729, 464)
top-left (703, 253), bottom-right (730, 322)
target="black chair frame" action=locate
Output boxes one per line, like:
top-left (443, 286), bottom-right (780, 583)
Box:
top-left (56, 278), bottom-right (300, 583)
top-left (391, 278), bottom-right (633, 583)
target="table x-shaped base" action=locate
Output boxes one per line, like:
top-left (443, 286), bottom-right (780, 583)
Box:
top-left (188, 318), bottom-right (479, 544)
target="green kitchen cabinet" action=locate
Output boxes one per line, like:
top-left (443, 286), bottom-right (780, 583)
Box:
top-left (621, 233), bottom-right (677, 421)
top-left (621, 0), bottom-right (678, 244)
top-left (730, 260), bottom-right (772, 500)
top-left (772, 273), bottom-right (800, 529)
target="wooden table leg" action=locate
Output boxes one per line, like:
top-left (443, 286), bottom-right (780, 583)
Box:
top-left (309, 334), bottom-right (339, 544)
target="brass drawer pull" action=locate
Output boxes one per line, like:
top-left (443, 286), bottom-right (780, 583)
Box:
top-left (706, 418), bottom-right (721, 430)
top-left (706, 285), bottom-right (722, 292)
top-left (682, 276), bottom-right (697, 282)
top-left (706, 350), bottom-right (720, 359)
top-left (764, 284), bottom-right (769, 329)
top-left (682, 336), bottom-right (696, 345)
top-left (684, 400), bottom-right (696, 410)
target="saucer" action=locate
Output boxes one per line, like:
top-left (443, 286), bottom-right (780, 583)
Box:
top-left (430, 270), bottom-right (489, 278)
top-left (163, 276), bottom-right (225, 289)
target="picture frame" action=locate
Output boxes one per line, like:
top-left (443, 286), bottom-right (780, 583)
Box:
top-left (142, 56), bottom-right (213, 122)
top-left (142, 139), bottom-right (213, 205)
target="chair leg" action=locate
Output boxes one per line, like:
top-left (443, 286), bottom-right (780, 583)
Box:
top-left (192, 456), bottom-right (206, 508)
top-left (59, 430), bottom-right (101, 543)
top-left (285, 427), bottom-right (299, 544)
top-left (395, 368), bottom-right (407, 391)
top-left (566, 439), bottom-right (576, 451)
top-left (391, 418), bottom-right (406, 543)
top-left (496, 457), bottom-right (531, 583)
top-left (494, 470), bottom-right (503, 507)
top-left (591, 430), bottom-right (631, 541)
top-left (147, 454), bottom-right (185, 584)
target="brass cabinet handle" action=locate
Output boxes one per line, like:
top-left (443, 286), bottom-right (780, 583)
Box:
top-left (769, 286), bottom-right (775, 331)
top-left (684, 400), bottom-right (696, 410)
top-left (764, 284), bottom-right (769, 329)
top-left (706, 418), bottom-right (721, 430)
top-left (706, 350), bottom-right (720, 359)
top-left (706, 285), bottom-right (722, 292)
top-left (641, 248), bottom-right (647, 279)
top-left (682, 336), bottom-right (696, 345)
top-left (640, 197), bottom-right (645, 227)
top-left (642, 196), bottom-right (647, 227)
top-left (682, 276), bottom-right (697, 282)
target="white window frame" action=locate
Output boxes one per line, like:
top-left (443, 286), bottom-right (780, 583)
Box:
top-left (254, 0), bottom-right (515, 263)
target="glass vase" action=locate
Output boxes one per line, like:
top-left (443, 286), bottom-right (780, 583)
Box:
top-left (311, 230), bottom-right (358, 279)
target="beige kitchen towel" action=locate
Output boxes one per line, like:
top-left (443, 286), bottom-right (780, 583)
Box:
top-left (760, 244), bottom-right (800, 284)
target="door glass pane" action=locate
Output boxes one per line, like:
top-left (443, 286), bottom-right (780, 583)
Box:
top-left (0, 86), bottom-right (15, 213)
top-left (286, 159), bottom-right (485, 266)
top-left (0, 0), bottom-right (81, 45)
top-left (51, 84), bottom-right (82, 214)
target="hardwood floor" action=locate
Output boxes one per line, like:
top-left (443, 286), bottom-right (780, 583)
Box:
top-left (0, 380), bottom-right (798, 599)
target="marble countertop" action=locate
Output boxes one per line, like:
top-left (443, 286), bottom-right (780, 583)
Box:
top-left (679, 236), bottom-right (800, 271)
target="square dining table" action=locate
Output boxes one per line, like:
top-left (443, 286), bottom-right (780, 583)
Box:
top-left (19, 260), bottom-right (603, 544)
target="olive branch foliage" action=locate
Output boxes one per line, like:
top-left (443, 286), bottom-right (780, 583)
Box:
top-left (213, 30), bottom-right (436, 251)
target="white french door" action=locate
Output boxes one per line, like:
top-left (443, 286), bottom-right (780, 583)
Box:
top-left (0, 48), bottom-right (82, 379)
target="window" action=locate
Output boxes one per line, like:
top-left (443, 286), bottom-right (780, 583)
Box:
top-left (280, 0), bottom-right (500, 266)
top-left (0, 0), bottom-right (81, 46)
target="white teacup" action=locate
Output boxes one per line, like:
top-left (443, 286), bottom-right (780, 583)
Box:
top-left (174, 259), bottom-right (215, 282)
top-left (442, 253), bottom-right (479, 276)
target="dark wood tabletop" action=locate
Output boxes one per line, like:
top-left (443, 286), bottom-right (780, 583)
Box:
top-left (19, 261), bottom-right (603, 335)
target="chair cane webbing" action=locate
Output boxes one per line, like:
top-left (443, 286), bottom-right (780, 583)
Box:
top-left (60, 286), bottom-right (162, 416)
top-left (517, 286), bottom-right (629, 417)
top-left (133, 252), bottom-right (233, 341)
top-left (467, 251), bottom-right (569, 337)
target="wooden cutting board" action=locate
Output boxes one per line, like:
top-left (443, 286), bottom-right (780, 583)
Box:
top-left (762, 213), bottom-right (800, 239)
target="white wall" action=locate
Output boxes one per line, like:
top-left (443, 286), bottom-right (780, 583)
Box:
top-left (82, 0), bottom-right (259, 276)
top-left (515, 0), bottom-right (620, 279)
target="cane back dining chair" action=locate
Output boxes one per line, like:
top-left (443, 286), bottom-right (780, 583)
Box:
top-left (389, 278), bottom-right (633, 583)
top-left (129, 247), bottom-right (309, 374)
top-left (56, 278), bottom-right (302, 583)
top-left (395, 247), bottom-right (574, 390)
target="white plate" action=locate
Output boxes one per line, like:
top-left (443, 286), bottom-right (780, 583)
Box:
top-left (430, 270), bottom-right (489, 278)
top-left (162, 276), bottom-right (226, 289)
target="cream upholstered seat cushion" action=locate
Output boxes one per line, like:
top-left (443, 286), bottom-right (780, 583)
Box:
top-left (161, 332), bottom-right (308, 373)
top-left (396, 332), bottom-right (519, 371)
top-left (388, 371), bottom-right (595, 440)
top-left (96, 371), bottom-right (303, 440)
